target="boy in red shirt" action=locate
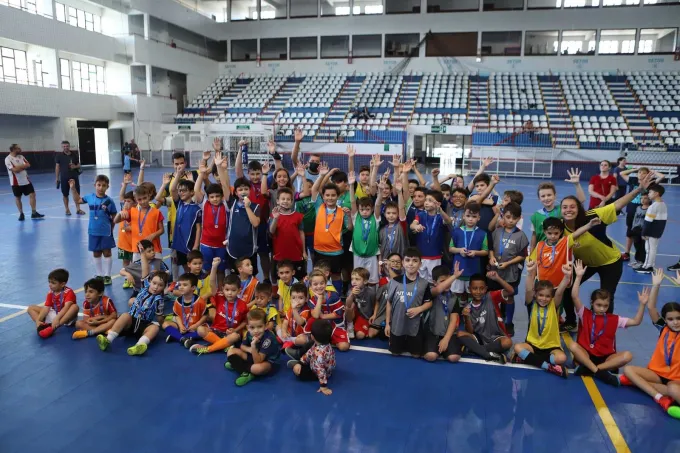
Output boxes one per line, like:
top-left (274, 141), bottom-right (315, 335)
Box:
top-left (72, 277), bottom-right (117, 340)
top-left (588, 160), bottom-right (618, 209)
top-left (306, 270), bottom-right (350, 351)
top-left (28, 268), bottom-right (79, 338)
top-left (279, 282), bottom-right (312, 349)
top-left (269, 187), bottom-right (306, 280)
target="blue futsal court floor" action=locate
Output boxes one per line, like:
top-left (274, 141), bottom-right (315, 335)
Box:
top-left (1, 167), bottom-right (679, 453)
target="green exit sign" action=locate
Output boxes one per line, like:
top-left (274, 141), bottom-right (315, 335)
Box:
top-left (236, 125), bottom-right (251, 130)
top-left (431, 125), bottom-right (447, 133)
top-left (178, 125), bottom-right (191, 130)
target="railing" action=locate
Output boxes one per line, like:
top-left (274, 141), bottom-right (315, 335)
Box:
top-left (128, 32), bottom-right (216, 59)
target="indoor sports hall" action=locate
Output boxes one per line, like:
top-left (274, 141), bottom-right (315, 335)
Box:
top-left (1, 1), bottom-right (680, 453)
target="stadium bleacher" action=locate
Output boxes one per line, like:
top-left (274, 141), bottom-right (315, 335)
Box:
top-left (176, 71), bottom-right (680, 151)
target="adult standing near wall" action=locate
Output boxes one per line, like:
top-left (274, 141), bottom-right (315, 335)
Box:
top-left (129, 139), bottom-right (140, 162)
top-left (4, 144), bottom-right (44, 221)
top-left (55, 140), bottom-right (84, 216)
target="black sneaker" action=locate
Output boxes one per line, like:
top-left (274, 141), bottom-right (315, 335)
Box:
top-left (285, 346), bottom-right (302, 361)
top-left (560, 322), bottom-right (577, 333)
top-left (31, 212), bottom-right (45, 219)
top-left (165, 335), bottom-right (174, 343)
top-left (181, 338), bottom-right (194, 349)
top-left (286, 359), bottom-right (301, 369)
top-left (634, 267), bottom-right (653, 274)
top-left (574, 365), bottom-right (593, 377)
top-left (667, 262), bottom-right (680, 272)
top-left (18, 213), bottom-right (25, 221)
top-left (505, 322), bottom-right (515, 337)
top-left (594, 369), bottom-right (620, 387)
top-left (488, 352), bottom-right (507, 365)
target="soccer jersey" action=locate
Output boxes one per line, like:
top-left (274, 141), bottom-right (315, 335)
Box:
top-left (379, 220), bottom-right (408, 259)
top-left (285, 305), bottom-right (311, 337)
top-left (247, 180), bottom-right (269, 223)
top-left (44, 287), bottom-right (77, 313)
top-left (351, 213), bottom-right (380, 257)
top-left (565, 203), bottom-right (620, 267)
top-left (118, 201), bottom-right (133, 252)
top-left (429, 291), bottom-right (462, 337)
top-left (5, 154), bottom-right (30, 186)
top-left (588, 174), bottom-right (617, 209)
top-left (531, 236), bottom-right (571, 289)
top-left (250, 303), bottom-right (279, 326)
top-left (491, 228), bottom-right (529, 283)
top-left (82, 295), bottom-right (116, 318)
top-left (413, 211), bottom-right (448, 259)
top-left (172, 199), bottom-right (202, 254)
top-left (353, 285), bottom-right (376, 319)
top-left (242, 330), bottom-right (281, 363)
top-left (129, 206), bottom-right (164, 253)
top-left (451, 226), bottom-right (488, 278)
top-left (276, 278), bottom-right (298, 315)
top-left (172, 295), bottom-right (207, 327)
top-left (239, 276), bottom-right (258, 306)
top-left (526, 301), bottom-right (561, 350)
top-left (128, 277), bottom-right (165, 323)
top-left (385, 275), bottom-right (431, 337)
top-left (530, 206), bottom-right (562, 243)
top-left (200, 199), bottom-right (228, 248)
top-left (576, 306), bottom-right (626, 357)
top-left (306, 291), bottom-right (345, 329)
top-left (468, 296), bottom-right (505, 345)
top-left (270, 210), bottom-right (304, 261)
top-left (209, 294), bottom-right (248, 332)
top-left (226, 198), bottom-right (260, 259)
top-left (649, 320), bottom-right (680, 381)
top-left (295, 195), bottom-right (316, 237)
top-left (313, 198), bottom-right (349, 255)
top-left (82, 194), bottom-right (117, 237)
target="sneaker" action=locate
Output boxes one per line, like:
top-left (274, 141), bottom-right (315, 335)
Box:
top-left (657, 395), bottom-right (674, 412)
top-left (127, 343), bottom-right (148, 356)
top-left (621, 252), bottom-right (630, 261)
top-left (668, 405), bottom-right (680, 420)
top-left (547, 364), bottom-right (568, 379)
top-left (191, 345), bottom-right (209, 355)
top-left (594, 369), bottom-right (620, 387)
top-left (488, 352), bottom-right (507, 365)
top-left (96, 334), bottom-right (110, 351)
top-left (285, 346), bottom-right (302, 361)
top-left (347, 322), bottom-right (355, 339)
top-left (38, 325), bottom-right (54, 338)
top-left (31, 212), bottom-right (44, 219)
top-left (668, 262), bottom-right (680, 272)
top-left (122, 280), bottom-right (132, 289)
top-left (165, 335), bottom-right (175, 343)
top-left (574, 365), bottom-right (594, 377)
top-left (287, 360), bottom-right (301, 369)
top-left (181, 338), bottom-right (194, 349)
top-left (634, 267), bottom-right (653, 274)
top-left (18, 213), bottom-right (25, 221)
top-left (103, 276), bottom-right (113, 286)
top-left (235, 372), bottom-right (254, 386)
top-left (72, 330), bottom-right (89, 340)
top-left (224, 361), bottom-right (234, 371)
top-left (560, 322), bottom-right (577, 333)
top-left (630, 262), bottom-right (643, 270)
top-left (618, 374), bottom-right (633, 386)
top-left (505, 322), bottom-right (515, 337)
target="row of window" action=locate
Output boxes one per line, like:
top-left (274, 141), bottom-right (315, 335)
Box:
top-left (0, 0), bottom-right (37, 14)
top-left (222, 0), bottom-right (678, 21)
top-left (55, 2), bottom-right (102, 33)
top-left (230, 28), bottom-right (678, 61)
top-left (0, 46), bottom-right (29, 84)
top-left (59, 58), bottom-right (105, 93)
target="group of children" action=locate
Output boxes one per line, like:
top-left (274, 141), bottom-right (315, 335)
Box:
top-left (24, 137), bottom-right (680, 416)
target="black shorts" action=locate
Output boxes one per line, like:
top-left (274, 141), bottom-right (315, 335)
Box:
top-left (121, 319), bottom-right (156, 337)
top-left (12, 183), bottom-right (34, 197)
top-left (659, 375), bottom-right (671, 386)
top-left (588, 353), bottom-right (612, 367)
top-left (529, 344), bottom-right (562, 363)
top-left (341, 230), bottom-right (354, 269)
top-left (61, 177), bottom-right (79, 198)
top-left (312, 251), bottom-right (343, 274)
top-left (389, 326), bottom-right (424, 356)
top-left (424, 330), bottom-right (463, 358)
top-left (175, 251), bottom-right (188, 266)
top-left (625, 208), bottom-right (637, 237)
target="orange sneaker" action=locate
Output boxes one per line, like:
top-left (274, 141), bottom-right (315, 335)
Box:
top-left (72, 330), bottom-right (89, 340)
top-left (618, 374), bottom-right (633, 386)
top-left (658, 396), bottom-right (674, 412)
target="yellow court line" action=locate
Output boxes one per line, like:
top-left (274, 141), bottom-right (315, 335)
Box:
top-left (609, 237), bottom-right (679, 287)
top-left (0, 254), bottom-right (173, 324)
top-left (561, 332), bottom-right (631, 453)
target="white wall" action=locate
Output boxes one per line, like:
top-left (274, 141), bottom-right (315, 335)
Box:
top-left (187, 72), bottom-right (219, 102)
top-left (101, 6), bottom-right (129, 36)
top-left (0, 114), bottom-right (64, 152)
top-left (132, 34), bottom-right (220, 77)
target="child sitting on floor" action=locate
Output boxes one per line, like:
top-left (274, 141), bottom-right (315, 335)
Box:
top-left (307, 270), bottom-right (350, 352)
top-left (346, 267), bottom-right (376, 340)
top-left (289, 319), bottom-right (336, 396)
top-left (162, 273), bottom-right (208, 348)
top-left (28, 268), bottom-right (79, 338)
top-left (72, 278), bottom-right (117, 340)
top-left (278, 282), bottom-right (311, 350)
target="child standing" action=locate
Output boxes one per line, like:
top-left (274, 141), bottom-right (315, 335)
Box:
top-left (225, 308), bottom-right (281, 387)
top-left (269, 188), bottom-right (306, 279)
top-left (114, 185), bottom-right (164, 259)
top-left (162, 273), bottom-right (208, 348)
top-left (96, 252), bottom-right (168, 355)
top-left (227, 178), bottom-right (261, 273)
top-left (424, 264), bottom-right (465, 363)
top-left (513, 260), bottom-right (570, 378)
top-left (637, 183), bottom-right (667, 274)
top-left (72, 278), bottom-right (117, 340)
top-left (307, 270), bottom-right (350, 351)
top-left (349, 171), bottom-right (380, 285)
top-left (409, 190), bottom-right (453, 281)
top-left (118, 175), bottom-right (135, 287)
top-left (569, 260), bottom-right (646, 385)
top-left (28, 269), bottom-right (79, 338)
top-left (629, 194), bottom-right (650, 269)
top-left (168, 171), bottom-right (202, 274)
top-left (346, 267), bottom-right (376, 340)
top-left (385, 247), bottom-right (432, 357)
top-left (449, 202), bottom-right (489, 295)
top-left (289, 319), bottom-right (336, 396)
top-left (69, 176), bottom-right (117, 284)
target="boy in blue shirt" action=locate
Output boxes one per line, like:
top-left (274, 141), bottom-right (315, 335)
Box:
top-left (227, 177), bottom-right (261, 273)
top-left (449, 202), bottom-right (489, 296)
top-left (409, 190), bottom-right (453, 282)
top-left (69, 176), bottom-right (117, 285)
top-left (168, 171), bottom-right (202, 274)
top-left (123, 149), bottom-right (137, 174)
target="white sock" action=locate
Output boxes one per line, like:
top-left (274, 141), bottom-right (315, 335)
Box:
top-left (103, 256), bottom-right (113, 277)
top-left (93, 256), bottom-right (103, 276)
top-left (106, 331), bottom-right (119, 342)
top-left (654, 393), bottom-right (663, 402)
top-left (137, 335), bottom-right (151, 346)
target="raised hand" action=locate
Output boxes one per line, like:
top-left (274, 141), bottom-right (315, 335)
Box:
top-left (212, 257), bottom-right (221, 267)
top-left (588, 217), bottom-right (601, 227)
top-left (402, 159), bottom-right (414, 173)
top-left (296, 161), bottom-right (306, 177)
top-left (347, 145), bottom-right (356, 157)
top-left (123, 173), bottom-right (133, 185)
top-left (198, 159), bottom-right (208, 174)
top-left (561, 262), bottom-right (573, 276)
top-left (574, 259), bottom-right (586, 277)
top-left (319, 162), bottom-right (330, 176)
top-left (390, 154), bottom-right (401, 167)
top-left (214, 150), bottom-right (225, 168)
top-left (212, 137), bottom-right (222, 152)
top-left (272, 206), bottom-right (281, 219)
top-left (637, 286), bottom-right (651, 306)
top-left (162, 173), bottom-right (172, 185)
top-left (525, 258), bottom-right (536, 273)
top-left (565, 168), bottom-right (581, 184)
top-left (347, 171), bottom-right (356, 185)
top-left (262, 161), bottom-right (271, 174)
top-left (482, 157), bottom-right (494, 168)
top-left (294, 128), bottom-right (303, 143)
top-left (652, 268), bottom-right (664, 286)
top-left (453, 261), bottom-right (464, 279)
top-left (267, 140), bottom-right (276, 155)
top-left (491, 174), bottom-right (500, 184)
top-left (140, 159), bottom-right (146, 170)
top-left (394, 180), bottom-right (403, 192)
top-left (431, 168), bottom-right (440, 179)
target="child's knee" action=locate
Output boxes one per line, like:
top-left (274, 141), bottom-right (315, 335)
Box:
top-left (293, 364), bottom-right (302, 375)
top-left (447, 354), bottom-right (461, 363)
top-left (552, 351), bottom-right (567, 365)
top-left (513, 343), bottom-right (525, 354)
top-left (251, 362), bottom-right (272, 376)
top-left (197, 325), bottom-right (209, 336)
top-left (423, 352), bottom-right (438, 362)
top-left (337, 342), bottom-right (350, 352)
top-left (356, 332), bottom-right (366, 340)
top-left (621, 351), bottom-right (633, 363)
top-left (500, 337), bottom-right (513, 350)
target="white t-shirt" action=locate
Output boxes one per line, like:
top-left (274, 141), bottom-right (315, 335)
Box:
top-left (5, 154), bottom-right (30, 186)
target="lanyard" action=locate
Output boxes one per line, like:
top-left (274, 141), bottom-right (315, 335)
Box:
top-left (182, 295), bottom-right (197, 327)
top-left (440, 291), bottom-right (451, 316)
top-left (664, 330), bottom-right (679, 369)
top-left (95, 296), bottom-right (105, 316)
top-left (52, 291), bottom-right (64, 313)
top-left (225, 299), bottom-right (239, 328)
top-left (541, 207), bottom-right (557, 217)
top-left (535, 302), bottom-right (548, 337)
top-left (360, 217), bottom-right (371, 242)
top-left (425, 214), bottom-right (440, 243)
top-left (93, 198), bottom-right (101, 219)
top-left (498, 228), bottom-right (516, 257)
top-left (463, 227), bottom-right (478, 250)
top-left (402, 275), bottom-right (418, 310)
top-left (386, 222), bottom-right (398, 253)
top-left (239, 277), bottom-right (253, 299)
top-left (324, 207), bottom-right (337, 232)
top-left (538, 242), bottom-right (557, 269)
top-left (137, 207), bottom-right (151, 236)
top-left (210, 203), bottom-right (222, 229)
top-left (590, 311), bottom-right (607, 348)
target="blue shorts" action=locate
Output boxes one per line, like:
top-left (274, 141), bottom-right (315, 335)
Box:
top-left (88, 234), bottom-right (116, 252)
top-left (257, 223), bottom-right (270, 254)
top-left (200, 244), bottom-right (227, 272)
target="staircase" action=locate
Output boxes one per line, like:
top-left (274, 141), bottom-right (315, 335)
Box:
top-left (467, 76), bottom-right (489, 127)
top-left (609, 79), bottom-right (663, 150)
top-left (540, 76), bottom-right (577, 148)
top-left (208, 78), bottom-right (252, 119)
top-left (389, 76), bottom-right (422, 129)
top-left (259, 77), bottom-right (304, 124)
top-left (316, 76), bottom-right (362, 141)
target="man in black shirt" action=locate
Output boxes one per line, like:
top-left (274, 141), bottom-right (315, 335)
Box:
top-left (54, 140), bottom-right (84, 216)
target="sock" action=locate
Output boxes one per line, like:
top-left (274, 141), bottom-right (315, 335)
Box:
top-left (137, 335), bottom-right (151, 346)
top-left (655, 393), bottom-right (663, 402)
top-left (87, 330), bottom-right (93, 337)
top-left (518, 349), bottom-right (546, 369)
top-left (106, 331), bottom-right (119, 342)
top-left (228, 354), bottom-right (250, 373)
top-left (459, 335), bottom-right (492, 360)
top-left (504, 302), bottom-right (515, 324)
top-left (208, 337), bottom-right (231, 353)
top-left (549, 354), bottom-right (556, 365)
top-left (203, 331), bottom-right (221, 345)
top-left (165, 326), bottom-right (183, 341)
top-left (184, 331), bottom-right (200, 339)
top-left (94, 256), bottom-right (103, 276)
top-left (103, 256), bottom-right (113, 277)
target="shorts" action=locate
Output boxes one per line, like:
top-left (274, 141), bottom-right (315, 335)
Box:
top-left (61, 177), bottom-right (79, 198)
top-left (353, 254), bottom-right (379, 284)
top-left (12, 183), bottom-right (34, 197)
top-left (342, 231), bottom-right (354, 269)
top-left (200, 244), bottom-right (227, 272)
top-left (424, 330), bottom-right (463, 358)
top-left (658, 374), bottom-right (671, 386)
top-left (331, 326), bottom-right (349, 345)
top-left (175, 251), bottom-right (188, 266)
top-left (625, 208), bottom-right (637, 237)
top-left (529, 344), bottom-right (563, 363)
top-left (418, 258), bottom-right (441, 282)
top-left (210, 328), bottom-right (227, 338)
top-left (389, 326), bottom-right (423, 356)
top-left (452, 279), bottom-right (470, 294)
top-left (88, 234), bottom-right (116, 252)
top-left (586, 352), bottom-right (612, 367)
top-left (304, 234), bottom-right (314, 254)
top-left (313, 251), bottom-right (343, 274)
top-left (257, 223), bottom-right (271, 254)
top-left (118, 249), bottom-right (133, 261)
top-left (121, 319), bottom-right (157, 337)
top-left (353, 312), bottom-right (370, 337)
top-left (44, 308), bottom-right (75, 326)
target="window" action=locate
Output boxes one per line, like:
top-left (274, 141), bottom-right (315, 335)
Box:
top-left (335, 6), bottom-right (350, 14)
top-left (231, 0), bottom-right (257, 20)
top-left (55, 3), bottom-right (102, 33)
top-left (260, 38), bottom-right (287, 60)
top-left (387, 0), bottom-right (420, 13)
top-left (0, 0), bottom-right (37, 14)
top-left (353, 34), bottom-right (382, 57)
top-left (599, 29), bottom-right (636, 54)
top-left (559, 0), bottom-right (600, 6)
top-left (231, 39), bottom-right (257, 61)
top-left (354, 0), bottom-right (383, 15)
top-left (385, 33), bottom-right (420, 57)
top-left (321, 35), bottom-right (349, 58)
top-left (484, 0), bottom-right (524, 10)
top-left (59, 58), bottom-right (105, 93)
top-left (60, 58), bottom-right (70, 90)
top-left (525, 30), bottom-right (559, 55)
top-left (621, 40), bottom-right (636, 53)
top-left (322, 0), bottom-right (349, 15)
top-left (290, 36), bottom-right (318, 59)
top-left (559, 30), bottom-right (597, 54)
top-left (644, 0), bottom-right (680, 4)
top-left (528, 0), bottom-right (559, 8)
top-left (427, 0), bottom-right (478, 12)
top-left (603, 0), bottom-right (639, 5)
top-left (426, 32), bottom-right (478, 56)
top-left (639, 28), bottom-right (678, 53)
top-left (260, 0), bottom-right (285, 19)
top-left (0, 47), bottom-right (29, 84)
top-left (481, 31), bottom-right (522, 56)
top-left (290, 0), bottom-right (318, 17)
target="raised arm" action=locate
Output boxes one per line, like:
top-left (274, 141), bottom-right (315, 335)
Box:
top-left (431, 262), bottom-right (464, 297)
top-left (524, 259), bottom-right (537, 305)
top-left (553, 262), bottom-right (572, 307)
top-left (209, 258), bottom-right (220, 297)
top-left (213, 148), bottom-right (231, 203)
top-left (347, 145), bottom-right (356, 176)
top-left (565, 168), bottom-right (587, 204)
top-left (467, 157), bottom-right (493, 192)
top-left (155, 173), bottom-right (171, 205)
top-left (571, 217), bottom-right (601, 240)
top-left (468, 174), bottom-right (499, 204)
top-left (310, 162), bottom-right (329, 202)
top-left (193, 161), bottom-right (208, 203)
top-left (68, 179), bottom-right (85, 204)
top-left (137, 159), bottom-right (146, 186)
top-left (395, 179), bottom-right (406, 220)
top-left (613, 171), bottom-right (653, 212)
top-left (647, 268), bottom-right (664, 324)
top-left (627, 287), bottom-right (649, 327)
top-left (349, 171), bottom-right (358, 216)
top-left (235, 139), bottom-right (247, 179)
top-left (291, 128), bottom-right (303, 168)
top-left (430, 168), bottom-right (442, 192)
top-left (571, 260), bottom-right (586, 313)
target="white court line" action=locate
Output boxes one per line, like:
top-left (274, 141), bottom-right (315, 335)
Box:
top-left (0, 302), bottom-right (85, 318)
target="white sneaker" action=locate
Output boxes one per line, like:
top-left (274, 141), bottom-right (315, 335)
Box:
top-left (627, 260), bottom-right (638, 267)
top-left (631, 262), bottom-right (643, 270)
top-left (347, 321), bottom-right (355, 339)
